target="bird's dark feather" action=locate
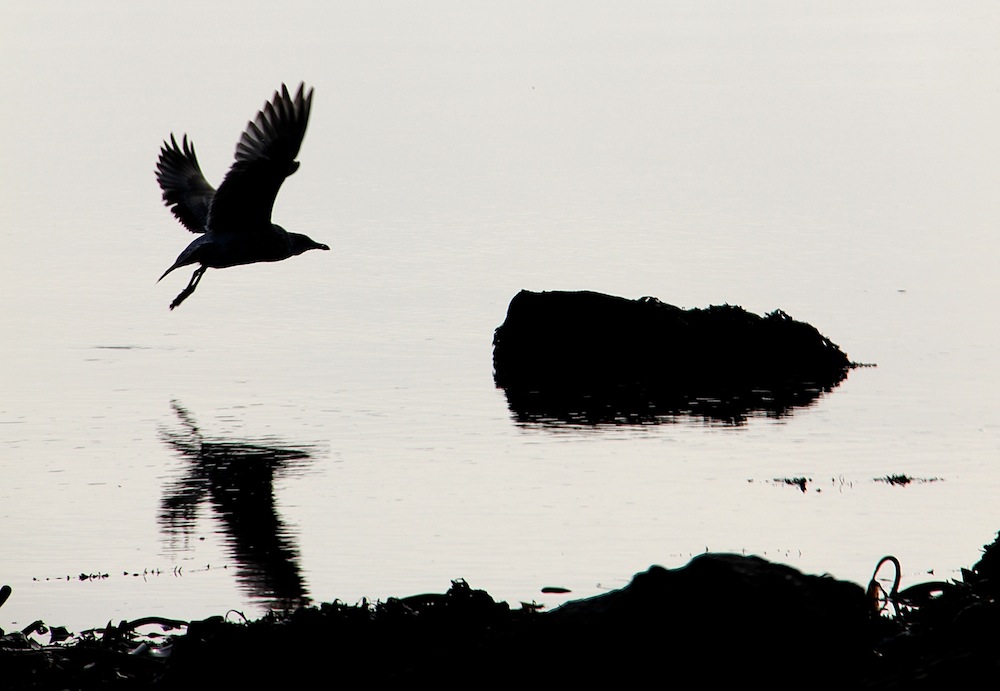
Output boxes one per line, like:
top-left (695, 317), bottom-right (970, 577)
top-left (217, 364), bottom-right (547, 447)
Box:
top-left (208, 83), bottom-right (314, 234)
top-left (155, 134), bottom-right (215, 234)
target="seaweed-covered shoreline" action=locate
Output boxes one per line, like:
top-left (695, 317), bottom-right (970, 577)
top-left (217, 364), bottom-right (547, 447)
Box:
top-left (3, 532), bottom-right (997, 689)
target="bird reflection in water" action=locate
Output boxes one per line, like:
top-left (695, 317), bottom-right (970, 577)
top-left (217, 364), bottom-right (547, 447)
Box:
top-left (158, 401), bottom-right (317, 612)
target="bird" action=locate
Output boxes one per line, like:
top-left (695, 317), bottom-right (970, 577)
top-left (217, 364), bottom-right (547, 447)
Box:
top-left (155, 82), bottom-right (329, 310)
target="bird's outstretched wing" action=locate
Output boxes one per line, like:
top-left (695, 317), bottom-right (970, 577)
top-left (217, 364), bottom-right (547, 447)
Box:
top-left (208, 83), bottom-right (313, 234)
top-left (156, 134), bottom-right (216, 234)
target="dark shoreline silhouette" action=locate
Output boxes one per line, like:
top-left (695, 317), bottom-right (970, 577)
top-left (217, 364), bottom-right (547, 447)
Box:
top-left (2, 532), bottom-right (996, 688)
top-left (494, 289), bottom-right (860, 424)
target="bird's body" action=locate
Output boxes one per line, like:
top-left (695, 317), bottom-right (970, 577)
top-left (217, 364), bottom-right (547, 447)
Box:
top-left (156, 83), bottom-right (329, 309)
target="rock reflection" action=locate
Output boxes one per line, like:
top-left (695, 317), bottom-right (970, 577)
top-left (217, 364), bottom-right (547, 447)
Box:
top-left (158, 401), bottom-right (316, 611)
top-left (500, 384), bottom-right (839, 427)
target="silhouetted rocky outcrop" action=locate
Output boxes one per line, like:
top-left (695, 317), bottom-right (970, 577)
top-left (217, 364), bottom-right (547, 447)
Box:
top-left (493, 289), bottom-right (858, 424)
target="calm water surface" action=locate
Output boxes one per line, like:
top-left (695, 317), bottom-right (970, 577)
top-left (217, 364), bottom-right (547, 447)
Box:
top-left (2, 1), bottom-right (999, 631)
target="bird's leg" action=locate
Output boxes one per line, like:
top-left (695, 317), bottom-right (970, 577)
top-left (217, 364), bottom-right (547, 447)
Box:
top-left (169, 266), bottom-right (207, 310)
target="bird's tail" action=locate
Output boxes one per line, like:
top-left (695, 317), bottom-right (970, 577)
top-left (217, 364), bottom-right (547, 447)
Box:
top-left (157, 261), bottom-right (182, 283)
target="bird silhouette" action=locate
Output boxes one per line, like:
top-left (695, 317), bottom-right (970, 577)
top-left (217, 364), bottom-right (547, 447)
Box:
top-left (155, 83), bottom-right (329, 310)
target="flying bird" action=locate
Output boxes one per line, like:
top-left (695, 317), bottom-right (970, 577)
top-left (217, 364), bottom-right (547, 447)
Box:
top-left (155, 83), bottom-right (329, 310)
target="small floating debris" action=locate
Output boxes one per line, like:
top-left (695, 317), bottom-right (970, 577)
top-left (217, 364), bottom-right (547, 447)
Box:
top-left (774, 477), bottom-right (811, 492)
top-left (875, 474), bottom-right (943, 486)
top-left (78, 572), bottom-right (110, 581)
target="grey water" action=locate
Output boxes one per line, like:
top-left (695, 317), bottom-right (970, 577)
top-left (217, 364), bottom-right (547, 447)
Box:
top-left (2, 1), bottom-right (998, 632)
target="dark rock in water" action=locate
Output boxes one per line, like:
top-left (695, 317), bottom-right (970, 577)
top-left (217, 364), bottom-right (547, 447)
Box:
top-left (493, 289), bottom-right (857, 423)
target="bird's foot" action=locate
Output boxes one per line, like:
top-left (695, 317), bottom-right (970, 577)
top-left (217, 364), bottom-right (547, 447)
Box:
top-left (169, 288), bottom-right (194, 310)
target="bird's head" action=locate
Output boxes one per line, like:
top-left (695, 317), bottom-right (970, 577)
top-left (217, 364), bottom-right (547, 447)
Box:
top-left (288, 232), bottom-right (331, 256)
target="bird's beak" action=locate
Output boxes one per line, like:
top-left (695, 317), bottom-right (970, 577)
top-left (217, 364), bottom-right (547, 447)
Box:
top-left (318, 243), bottom-right (330, 251)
